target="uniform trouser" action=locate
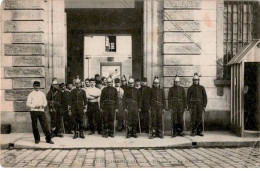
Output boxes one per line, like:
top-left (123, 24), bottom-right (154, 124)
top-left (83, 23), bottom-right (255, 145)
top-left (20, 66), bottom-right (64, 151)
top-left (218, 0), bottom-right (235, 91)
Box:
top-left (140, 109), bottom-right (149, 132)
top-left (71, 108), bottom-right (84, 132)
top-left (50, 109), bottom-right (62, 134)
top-left (30, 111), bottom-right (51, 142)
top-left (171, 104), bottom-right (184, 134)
top-left (117, 102), bottom-right (124, 129)
top-left (190, 103), bottom-right (203, 134)
top-left (87, 102), bottom-right (101, 133)
top-left (103, 104), bottom-right (115, 135)
top-left (62, 111), bottom-right (72, 132)
top-left (126, 104), bottom-right (138, 134)
top-left (151, 106), bottom-right (162, 134)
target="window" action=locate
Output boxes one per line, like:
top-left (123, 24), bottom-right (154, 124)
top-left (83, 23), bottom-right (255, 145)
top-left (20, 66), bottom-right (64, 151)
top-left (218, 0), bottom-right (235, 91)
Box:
top-left (223, 1), bottom-right (259, 79)
top-left (105, 36), bottom-right (117, 52)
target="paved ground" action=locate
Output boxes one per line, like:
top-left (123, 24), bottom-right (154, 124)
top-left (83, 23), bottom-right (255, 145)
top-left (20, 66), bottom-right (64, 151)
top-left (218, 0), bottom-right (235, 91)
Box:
top-left (1, 147), bottom-right (260, 168)
top-left (1, 131), bottom-right (259, 149)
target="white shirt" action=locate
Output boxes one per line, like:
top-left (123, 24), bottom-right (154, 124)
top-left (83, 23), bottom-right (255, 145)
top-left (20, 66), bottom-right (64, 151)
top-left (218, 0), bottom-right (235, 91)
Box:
top-left (116, 87), bottom-right (124, 99)
top-left (87, 86), bottom-right (101, 103)
top-left (26, 90), bottom-right (47, 111)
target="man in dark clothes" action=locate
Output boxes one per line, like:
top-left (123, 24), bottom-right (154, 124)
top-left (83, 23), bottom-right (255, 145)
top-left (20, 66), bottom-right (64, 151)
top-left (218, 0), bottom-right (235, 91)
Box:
top-left (150, 76), bottom-right (166, 139)
top-left (140, 77), bottom-right (151, 133)
top-left (59, 83), bottom-right (73, 134)
top-left (121, 75), bottom-right (128, 92)
top-left (100, 77), bottom-right (119, 138)
top-left (187, 73), bottom-right (207, 136)
top-left (168, 75), bottom-right (187, 137)
top-left (69, 78), bottom-right (88, 139)
top-left (47, 79), bottom-right (63, 138)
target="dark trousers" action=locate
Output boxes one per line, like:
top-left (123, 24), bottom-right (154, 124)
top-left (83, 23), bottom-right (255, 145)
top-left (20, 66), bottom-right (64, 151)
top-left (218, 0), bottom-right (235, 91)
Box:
top-left (140, 109), bottom-right (149, 132)
top-left (30, 111), bottom-right (51, 142)
top-left (126, 104), bottom-right (138, 134)
top-left (151, 106), bottom-right (162, 133)
top-left (62, 111), bottom-right (72, 132)
top-left (87, 102), bottom-right (101, 133)
top-left (50, 109), bottom-right (62, 134)
top-left (117, 101), bottom-right (124, 129)
top-left (190, 103), bottom-right (203, 134)
top-left (103, 104), bottom-right (115, 135)
top-left (71, 108), bottom-right (84, 132)
top-left (171, 104), bottom-right (184, 134)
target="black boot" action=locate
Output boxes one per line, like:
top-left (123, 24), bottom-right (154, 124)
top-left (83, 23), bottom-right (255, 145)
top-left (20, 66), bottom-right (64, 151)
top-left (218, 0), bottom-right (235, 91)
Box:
top-left (73, 131), bottom-right (78, 139)
top-left (79, 132), bottom-right (85, 139)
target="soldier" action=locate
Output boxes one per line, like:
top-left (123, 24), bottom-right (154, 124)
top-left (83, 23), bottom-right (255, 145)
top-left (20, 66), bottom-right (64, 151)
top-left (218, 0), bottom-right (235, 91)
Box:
top-left (26, 81), bottom-right (54, 144)
top-left (86, 78), bottom-right (102, 135)
top-left (101, 77), bottom-right (108, 90)
top-left (168, 75), bottom-right (187, 137)
top-left (140, 77), bottom-right (151, 133)
top-left (100, 77), bottom-right (119, 138)
top-left (123, 77), bottom-right (141, 138)
top-left (187, 73), bottom-right (207, 136)
top-left (135, 79), bottom-right (141, 90)
top-left (150, 76), bottom-right (166, 139)
top-left (59, 83), bottom-right (73, 134)
top-left (69, 78), bottom-right (87, 139)
top-left (47, 79), bottom-right (63, 138)
top-left (114, 78), bottom-right (124, 131)
top-left (121, 75), bottom-right (128, 92)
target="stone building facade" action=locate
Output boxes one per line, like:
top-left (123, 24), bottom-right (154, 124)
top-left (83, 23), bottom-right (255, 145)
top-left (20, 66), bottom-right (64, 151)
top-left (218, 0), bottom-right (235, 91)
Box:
top-left (0, 0), bottom-right (258, 133)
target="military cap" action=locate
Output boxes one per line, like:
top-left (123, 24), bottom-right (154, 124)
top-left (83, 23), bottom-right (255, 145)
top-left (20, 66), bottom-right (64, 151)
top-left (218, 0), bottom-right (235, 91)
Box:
top-left (59, 83), bottom-right (65, 88)
top-left (174, 75), bottom-right (180, 82)
top-left (33, 81), bottom-right (40, 86)
top-left (75, 78), bottom-right (81, 83)
top-left (153, 75), bottom-right (159, 83)
top-left (193, 73), bottom-right (200, 80)
top-left (52, 79), bottom-right (59, 85)
top-left (115, 78), bottom-right (120, 83)
top-left (121, 75), bottom-right (127, 81)
top-left (141, 77), bottom-right (147, 82)
top-left (107, 77), bottom-right (113, 83)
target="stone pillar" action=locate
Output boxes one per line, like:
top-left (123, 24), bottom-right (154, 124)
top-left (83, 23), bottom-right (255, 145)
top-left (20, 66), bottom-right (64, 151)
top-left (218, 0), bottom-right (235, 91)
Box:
top-left (1, 0), bottom-right (47, 132)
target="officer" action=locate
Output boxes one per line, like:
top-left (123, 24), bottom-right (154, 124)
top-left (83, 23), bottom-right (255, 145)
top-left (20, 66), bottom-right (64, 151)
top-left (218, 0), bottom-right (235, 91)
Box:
top-left (26, 81), bottom-right (54, 144)
top-left (59, 83), bottom-right (73, 134)
top-left (100, 77), bottom-right (119, 138)
top-left (123, 77), bottom-right (141, 138)
top-left (114, 78), bottom-right (124, 131)
top-left (140, 77), bottom-right (151, 133)
top-left (69, 78), bottom-right (87, 139)
top-left (47, 79), bottom-right (63, 137)
top-left (86, 78), bottom-right (102, 135)
top-left (121, 75), bottom-right (128, 92)
top-left (168, 75), bottom-right (187, 137)
top-left (150, 76), bottom-right (166, 139)
top-left (187, 73), bottom-right (207, 136)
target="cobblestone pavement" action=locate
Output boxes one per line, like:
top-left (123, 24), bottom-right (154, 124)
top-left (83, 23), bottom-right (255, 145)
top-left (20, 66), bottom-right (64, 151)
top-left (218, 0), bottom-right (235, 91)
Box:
top-left (1, 147), bottom-right (260, 168)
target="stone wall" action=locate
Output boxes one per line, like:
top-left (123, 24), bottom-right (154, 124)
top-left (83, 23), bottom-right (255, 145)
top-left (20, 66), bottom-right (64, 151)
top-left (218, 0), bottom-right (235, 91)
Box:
top-left (163, 0), bottom-right (230, 130)
top-left (1, 0), bottom-right (66, 132)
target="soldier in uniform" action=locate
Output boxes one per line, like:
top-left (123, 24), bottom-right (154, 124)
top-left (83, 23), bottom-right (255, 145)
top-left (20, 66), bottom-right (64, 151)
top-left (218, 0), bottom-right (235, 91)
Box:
top-left (121, 75), bottom-right (128, 92)
top-left (135, 79), bottom-right (141, 90)
top-left (140, 77), bottom-right (151, 133)
top-left (59, 83), bottom-right (73, 134)
top-left (47, 79), bottom-right (63, 137)
top-left (168, 75), bottom-right (187, 137)
top-left (69, 78), bottom-right (87, 139)
top-left (123, 77), bottom-right (141, 138)
top-left (114, 78), bottom-right (124, 131)
top-left (100, 77), bottom-right (119, 138)
top-left (187, 73), bottom-right (207, 136)
top-left (150, 76), bottom-right (166, 139)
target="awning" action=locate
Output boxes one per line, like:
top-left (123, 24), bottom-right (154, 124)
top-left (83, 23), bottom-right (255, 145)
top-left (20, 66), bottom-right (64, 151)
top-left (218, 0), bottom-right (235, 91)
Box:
top-left (227, 39), bottom-right (260, 65)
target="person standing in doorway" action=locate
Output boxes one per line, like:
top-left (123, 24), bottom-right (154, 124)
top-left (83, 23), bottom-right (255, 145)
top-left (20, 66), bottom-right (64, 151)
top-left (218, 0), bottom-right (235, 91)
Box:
top-left (26, 81), bottom-right (54, 144)
top-left (69, 78), bottom-right (87, 139)
top-left (187, 73), bottom-right (207, 136)
top-left (168, 75), bottom-right (187, 137)
top-left (47, 79), bottom-right (63, 138)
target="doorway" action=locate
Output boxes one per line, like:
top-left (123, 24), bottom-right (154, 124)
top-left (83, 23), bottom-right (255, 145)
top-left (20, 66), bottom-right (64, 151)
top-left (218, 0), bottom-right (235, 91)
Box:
top-left (244, 62), bottom-right (260, 131)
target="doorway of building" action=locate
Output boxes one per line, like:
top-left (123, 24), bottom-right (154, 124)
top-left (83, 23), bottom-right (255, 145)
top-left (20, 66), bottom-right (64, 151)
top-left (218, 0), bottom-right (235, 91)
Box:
top-left (244, 62), bottom-right (260, 131)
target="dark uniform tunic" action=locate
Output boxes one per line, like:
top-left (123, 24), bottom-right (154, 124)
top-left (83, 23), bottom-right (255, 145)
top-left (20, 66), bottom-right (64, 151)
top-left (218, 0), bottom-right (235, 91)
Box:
top-left (187, 84), bottom-right (207, 134)
top-left (69, 88), bottom-right (87, 132)
top-left (100, 86), bottom-right (119, 135)
top-left (47, 88), bottom-right (62, 135)
top-left (150, 87), bottom-right (166, 134)
top-left (140, 85), bottom-right (152, 133)
top-left (123, 87), bottom-right (141, 134)
top-left (168, 85), bottom-right (187, 134)
top-left (60, 89), bottom-right (72, 133)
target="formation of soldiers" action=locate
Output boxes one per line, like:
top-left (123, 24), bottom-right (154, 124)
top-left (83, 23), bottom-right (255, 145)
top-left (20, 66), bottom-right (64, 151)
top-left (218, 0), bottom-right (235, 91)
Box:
top-left (26, 73), bottom-right (207, 144)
